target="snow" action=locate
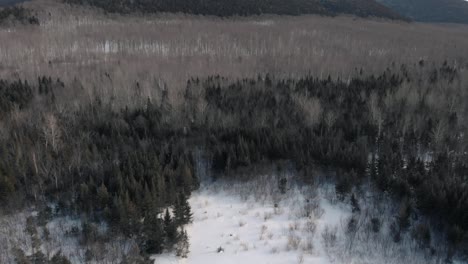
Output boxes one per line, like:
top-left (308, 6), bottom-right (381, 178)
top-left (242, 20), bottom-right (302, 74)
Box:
top-left (152, 169), bottom-right (462, 264)
top-left (153, 174), bottom-right (351, 264)
top-left (0, 162), bottom-right (462, 263)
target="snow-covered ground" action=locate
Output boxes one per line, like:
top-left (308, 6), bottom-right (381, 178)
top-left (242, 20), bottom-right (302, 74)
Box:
top-left (0, 166), bottom-right (461, 263)
top-left (153, 172), bottom-right (458, 264)
top-left (153, 173), bottom-right (351, 264)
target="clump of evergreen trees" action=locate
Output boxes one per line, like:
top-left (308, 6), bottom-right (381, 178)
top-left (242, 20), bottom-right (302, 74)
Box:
top-left (0, 6), bottom-right (39, 25)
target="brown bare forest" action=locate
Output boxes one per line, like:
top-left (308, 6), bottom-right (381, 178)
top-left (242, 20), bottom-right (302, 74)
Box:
top-left (2, 0), bottom-right (468, 108)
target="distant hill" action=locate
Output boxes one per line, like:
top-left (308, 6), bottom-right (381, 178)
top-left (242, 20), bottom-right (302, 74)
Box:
top-left (376, 0), bottom-right (468, 24)
top-left (64, 0), bottom-right (406, 19)
top-left (0, 0), bottom-right (29, 7)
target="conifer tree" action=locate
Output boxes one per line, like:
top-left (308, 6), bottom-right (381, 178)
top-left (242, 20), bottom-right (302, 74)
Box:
top-left (350, 194), bottom-right (360, 213)
top-left (174, 193), bottom-right (192, 226)
top-left (163, 208), bottom-right (177, 247)
top-left (50, 251), bottom-right (72, 264)
top-left (175, 229), bottom-right (190, 258)
top-left (143, 210), bottom-right (164, 254)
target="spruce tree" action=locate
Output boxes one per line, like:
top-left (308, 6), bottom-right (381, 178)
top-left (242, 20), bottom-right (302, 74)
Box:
top-left (50, 251), bottom-right (72, 264)
top-left (143, 210), bottom-right (164, 254)
top-left (174, 193), bottom-right (192, 226)
top-left (350, 194), bottom-right (360, 213)
top-left (163, 208), bottom-right (177, 247)
top-left (175, 229), bottom-right (190, 258)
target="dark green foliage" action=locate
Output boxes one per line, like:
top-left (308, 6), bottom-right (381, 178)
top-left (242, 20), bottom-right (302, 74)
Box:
top-left (0, 170), bottom-right (14, 202)
top-left (142, 211), bottom-right (164, 254)
top-left (390, 221), bottom-right (401, 243)
top-left (64, 0), bottom-right (404, 19)
top-left (347, 217), bottom-right (358, 234)
top-left (371, 218), bottom-right (381, 233)
top-left (175, 229), bottom-right (190, 258)
top-left (30, 251), bottom-right (47, 264)
top-left (278, 178), bottom-right (287, 194)
top-left (397, 199), bottom-right (412, 231)
top-left (0, 79), bottom-right (33, 114)
top-left (412, 223), bottom-right (432, 248)
top-left (50, 251), bottom-right (72, 264)
top-left (37, 206), bottom-right (53, 226)
top-left (0, 6), bottom-right (39, 25)
top-left (350, 194), bottom-right (360, 213)
top-left (163, 209), bottom-right (177, 247)
top-left (174, 193), bottom-right (192, 226)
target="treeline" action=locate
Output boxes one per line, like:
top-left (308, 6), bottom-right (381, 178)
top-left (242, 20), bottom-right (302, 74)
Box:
top-left (0, 6), bottom-right (39, 25)
top-left (0, 62), bottom-right (467, 261)
top-left (63, 0), bottom-right (404, 19)
top-left (0, 77), bottom-right (195, 261)
top-left (377, 0), bottom-right (468, 24)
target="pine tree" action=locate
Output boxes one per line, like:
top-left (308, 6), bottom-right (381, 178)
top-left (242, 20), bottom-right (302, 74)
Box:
top-left (163, 208), bottom-right (177, 247)
top-left (143, 208), bottom-right (164, 254)
top-left (50, 251), bottom-right (72, 264)
top-left (278, 178), bottom-right (287, 194)
top-left (182, 195), bottom-right (193, 225)
top-left (175, 229), bottom-right (190, 258)
top-left (174, 193), bottom-right (192, 226)
top-left (96, 183), bottom-right (110, 209)
top-left (350, 193), bottom-right (360, 213)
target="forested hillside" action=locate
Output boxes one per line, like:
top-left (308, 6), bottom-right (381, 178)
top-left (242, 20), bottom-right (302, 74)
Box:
top-left (0, 6), bottom-right (39, 25)
top-left (377, 0), bottom-right (468, 24)
top-left (63, 0), bottom-right (405, 19)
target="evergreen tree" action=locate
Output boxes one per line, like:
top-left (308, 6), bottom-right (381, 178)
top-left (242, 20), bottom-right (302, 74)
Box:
top-left (163, 208), bottom-right (177, 247)
top-left (143, 210), bottom-right (164, 254)
top-left (350, 193), bottom-right (360, 213)
top-left (174, 193), bottom-right (192, 226)
top-left (175, 229), bottom-right (190, 258)
top-left (50, 251), bottom-right (72, 264)
top-left (278, 178), bottom-right (287, 194)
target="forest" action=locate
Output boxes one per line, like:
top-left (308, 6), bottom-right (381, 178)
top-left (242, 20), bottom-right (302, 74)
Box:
top-left (0, 6), bottom-right (39, 25)
top-left (0, 0), bottom-right (468, 263)
top-left (62, 0), bottom-right (404, 19)
top-left (0, 61), bottom-right (467, 262)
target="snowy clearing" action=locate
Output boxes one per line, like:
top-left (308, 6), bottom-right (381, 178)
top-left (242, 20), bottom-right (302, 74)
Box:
top-left (152, 172), bottom-right (459, 264)
top-left (153, 173), bottom-right (350, 264)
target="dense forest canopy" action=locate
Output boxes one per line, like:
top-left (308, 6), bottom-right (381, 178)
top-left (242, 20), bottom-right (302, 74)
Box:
top-left (63, 0), bottom-right (405, 19)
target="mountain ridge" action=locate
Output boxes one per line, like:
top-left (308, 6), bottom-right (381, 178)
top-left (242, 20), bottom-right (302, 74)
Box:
top-left (377, 0), bottom-right (468, 24)
top-left (63, 0), bottom-right (406, 20)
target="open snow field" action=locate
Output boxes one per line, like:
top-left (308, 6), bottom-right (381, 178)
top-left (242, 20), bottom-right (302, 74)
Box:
top-left (153, 173), bottom-right (351, 264)
top-left (153, 170), bottom-right (459, 264)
